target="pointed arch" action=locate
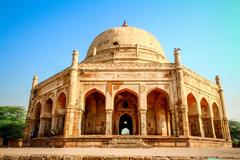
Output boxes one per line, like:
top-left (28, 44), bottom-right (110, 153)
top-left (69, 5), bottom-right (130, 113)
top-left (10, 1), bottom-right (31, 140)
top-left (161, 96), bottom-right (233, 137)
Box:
top-left (187, 93), bottom-right (201, 136)
top-left (56, 92), bottom-right (66, 111)
top-left (82, 90), bottom-right (106, 134)
top-left (212, 102), bottom-right (223, 138)
top-left (114, 88), bottom-right (139, 99)
top-left (147, 88), bottom-right (170, 136)
top-left (200, 97), bottom-right (214, 138)
top-left (212, 102), bottom-right (220, 120)
top-left (84, 88), bottom-right (105, 101)
top-left (45, 98), bottom-right (53, 115)
top-left (147, 87), bottom-right (169, 99)
top-left (113, 88), bottom-right (139, 135)
top-left (33, 102), bottom-right (41, 119)
top-left (40, 98), bottom-right (53, 137)
top-left (31, 102), bottom-right (41, 138)
top-left (200, 98), bottom-right (210, 118)
top-left (54, 92), bottom-right (67, 135)
top-left (114, 88), bottom-right (138, 110)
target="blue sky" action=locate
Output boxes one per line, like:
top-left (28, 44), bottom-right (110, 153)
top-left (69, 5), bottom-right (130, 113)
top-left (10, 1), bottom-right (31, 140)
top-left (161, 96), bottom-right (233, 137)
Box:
top-left (0, 0), bottom-right (239, 121)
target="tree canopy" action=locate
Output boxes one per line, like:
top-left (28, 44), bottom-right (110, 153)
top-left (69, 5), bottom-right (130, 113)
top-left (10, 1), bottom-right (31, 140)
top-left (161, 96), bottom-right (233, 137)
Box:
top-left (229, 120), bottom-right (240, 146)
top-left (0, 106), bottom-right (26, 145)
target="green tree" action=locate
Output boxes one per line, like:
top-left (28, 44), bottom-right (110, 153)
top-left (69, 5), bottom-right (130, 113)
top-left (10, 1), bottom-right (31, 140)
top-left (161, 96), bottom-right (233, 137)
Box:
top-left (0, 106), bottom-right (26, 145)
top-left (229, 120), bottom-right (240, 146)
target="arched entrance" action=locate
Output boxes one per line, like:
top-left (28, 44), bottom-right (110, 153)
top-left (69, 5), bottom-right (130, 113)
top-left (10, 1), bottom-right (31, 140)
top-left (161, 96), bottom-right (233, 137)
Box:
top-left (32, 102), bottom-right (41, 138)
top-left (212, 103), bottom-right (223, 138)
top-left (39, 98), bottom-right (53, 137)
top-left (54, 93), bottom-right (66, 135)
top-left (82, 90), bottom-right (106, 134)
top-left (147, 88), bottom-right (170, 136)
top-left (113, 89), bottom-right (139, 135)
top-left (200, 98), bottom-right (214, 138)
top-left (119, 114), bottom-right (133, 135)
top-left (187, 93), bottom-right (201, 137)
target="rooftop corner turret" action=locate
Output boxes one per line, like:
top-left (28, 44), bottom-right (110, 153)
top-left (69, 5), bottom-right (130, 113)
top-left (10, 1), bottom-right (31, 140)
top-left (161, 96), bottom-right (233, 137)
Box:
top-left (174, 48), bottom-right (181, 67)
top-left (32, 74), bottom-right (38, 88)
top-left (71, 49), bottom-right (79, 69)
top-left (215, 75), bottom-right (222, 90)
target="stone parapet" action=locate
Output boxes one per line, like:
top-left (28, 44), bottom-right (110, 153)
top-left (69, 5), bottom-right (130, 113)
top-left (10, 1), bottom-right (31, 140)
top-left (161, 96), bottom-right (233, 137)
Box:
top-left (183, 66), bottom-right (218, 88)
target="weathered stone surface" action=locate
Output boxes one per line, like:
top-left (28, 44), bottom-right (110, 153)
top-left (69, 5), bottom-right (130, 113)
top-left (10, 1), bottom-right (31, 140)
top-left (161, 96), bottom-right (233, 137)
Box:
top-left (23, 23), bottom-right (232, 148)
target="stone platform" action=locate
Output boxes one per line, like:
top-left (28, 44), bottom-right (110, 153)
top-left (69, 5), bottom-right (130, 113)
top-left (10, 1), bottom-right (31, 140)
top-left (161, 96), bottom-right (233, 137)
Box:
top-left (23, 135), bottom-right (232, 148)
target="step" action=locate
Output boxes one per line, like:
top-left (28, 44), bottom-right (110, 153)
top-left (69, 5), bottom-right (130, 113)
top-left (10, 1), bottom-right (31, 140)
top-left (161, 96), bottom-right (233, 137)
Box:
top-left (102, 138), bottom-right (151, 148)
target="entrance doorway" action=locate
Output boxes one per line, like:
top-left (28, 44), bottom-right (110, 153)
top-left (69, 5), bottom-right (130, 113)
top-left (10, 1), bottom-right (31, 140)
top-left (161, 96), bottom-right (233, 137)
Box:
top-left (113, 90), bottom-right (139, 135)
top-left (119, 114), bottom-right (133, 135)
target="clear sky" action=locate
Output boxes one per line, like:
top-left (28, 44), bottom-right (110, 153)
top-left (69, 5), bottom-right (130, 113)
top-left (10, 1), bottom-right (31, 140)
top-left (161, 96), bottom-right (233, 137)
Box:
top-left (0, 0), bottom-right (239, 121)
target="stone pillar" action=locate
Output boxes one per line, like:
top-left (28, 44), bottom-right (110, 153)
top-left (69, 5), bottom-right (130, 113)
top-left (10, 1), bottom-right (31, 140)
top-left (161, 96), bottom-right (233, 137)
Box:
top-left (215, 75), bottom-right (231, 140)
top-left (106, 109), bottom-right (113, 135)
top-left (174, 48), bottom-right (189, 137)
top-left (156, 109), bottom-right (161, 135)
top-left (76, 84), bottom-right (83, 136)
top-left (77, 109), bottom-right (83, 135)
top-left (38, 117), bottom-right (45, 137)
top-left (171, 73), bottom-right (180, 137)
top-left (24, 75), bottom-right (39, 138)
top-left (51, 93), bottom-right (57, 132)
top-left (170, 110), bottom-right (176, 136)
top-left (196, 99), bottom-right (204, 137)
top-left (196, 114), bottom-right (204, 137)
top-left (71, 108), bottom-right (83, 136)
top-left (139, 84), bottom-right (147, 135)
top-left (64, 50), bottom-right (79, 137)
top-left (51, 114), bottom-right (56, 131)
top-left (106, 82), bottom-right (113, 135)
top-left (217, 119), bottom-right (224, 138)
top-left (140, 109), bottom-right (147, 135)
top-left (209, 103), bottom-right (216, 138)
top-left (167, 112), bottom-right (171, 136)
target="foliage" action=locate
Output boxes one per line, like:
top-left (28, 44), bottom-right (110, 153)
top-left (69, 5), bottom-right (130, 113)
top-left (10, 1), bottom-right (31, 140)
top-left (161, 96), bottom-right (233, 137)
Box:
top-left (229, 120), bottom-right (240, 145)
top-left (0, 106), bottom-right (26, 145)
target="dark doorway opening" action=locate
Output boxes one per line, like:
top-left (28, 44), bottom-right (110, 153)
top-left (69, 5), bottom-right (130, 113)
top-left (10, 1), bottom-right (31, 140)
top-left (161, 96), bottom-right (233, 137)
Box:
top-left (119, 114), bottom-right (133, 135)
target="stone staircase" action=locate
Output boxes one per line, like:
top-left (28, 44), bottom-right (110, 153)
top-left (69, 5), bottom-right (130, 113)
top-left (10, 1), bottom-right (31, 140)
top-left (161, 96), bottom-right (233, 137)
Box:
top-left (103, 137), bottom-right (150, 148)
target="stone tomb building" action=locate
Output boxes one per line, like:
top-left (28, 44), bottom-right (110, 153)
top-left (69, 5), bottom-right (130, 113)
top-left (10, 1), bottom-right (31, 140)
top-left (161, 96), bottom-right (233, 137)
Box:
top-left (24, 23), bottom-right (231, 147)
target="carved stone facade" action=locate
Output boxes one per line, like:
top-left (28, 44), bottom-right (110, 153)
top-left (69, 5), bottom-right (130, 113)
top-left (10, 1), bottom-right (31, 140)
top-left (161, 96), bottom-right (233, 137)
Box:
top-left (24, 23), bottom-right (231, 147)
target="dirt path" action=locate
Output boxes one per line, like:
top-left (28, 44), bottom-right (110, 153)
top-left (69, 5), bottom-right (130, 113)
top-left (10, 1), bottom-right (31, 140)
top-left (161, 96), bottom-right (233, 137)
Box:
top-left (0, 147), bottom-right (240, 158)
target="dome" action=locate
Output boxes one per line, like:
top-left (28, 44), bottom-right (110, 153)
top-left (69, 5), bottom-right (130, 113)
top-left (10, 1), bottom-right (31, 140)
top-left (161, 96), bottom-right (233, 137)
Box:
top-left (83, 23), bottom-right (168, 63)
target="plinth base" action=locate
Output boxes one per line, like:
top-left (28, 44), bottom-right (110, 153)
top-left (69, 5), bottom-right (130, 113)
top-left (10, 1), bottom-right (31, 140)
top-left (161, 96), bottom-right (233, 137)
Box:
top-left (23, 135), bottom-right (232, 148)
